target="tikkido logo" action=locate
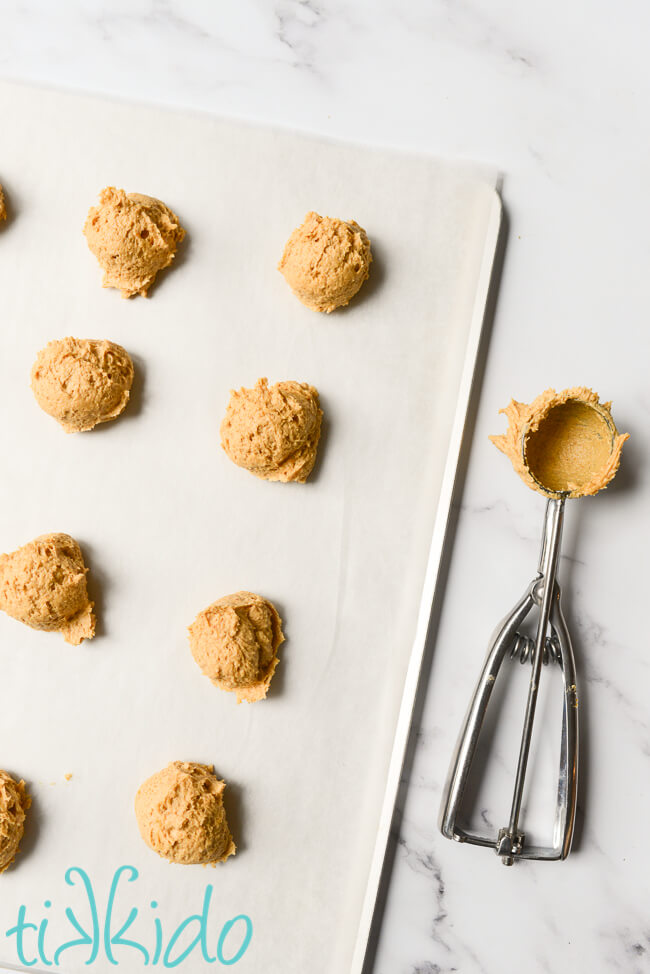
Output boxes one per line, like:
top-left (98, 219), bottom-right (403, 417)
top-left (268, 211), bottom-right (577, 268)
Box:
top-left (3, 866), bottom-right (253, 968)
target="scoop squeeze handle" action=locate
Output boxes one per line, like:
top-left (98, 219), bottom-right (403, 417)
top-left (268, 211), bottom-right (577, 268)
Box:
top-left (439, 498), bottom-right (579, 863)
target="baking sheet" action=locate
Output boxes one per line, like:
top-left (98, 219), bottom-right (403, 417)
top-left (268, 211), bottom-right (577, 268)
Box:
top-left (0, 81), bottom-right (499, 973)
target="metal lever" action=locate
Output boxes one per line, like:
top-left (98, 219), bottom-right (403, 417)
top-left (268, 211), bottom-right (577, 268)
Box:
top-left (439, 498), bottom-right (578, 863)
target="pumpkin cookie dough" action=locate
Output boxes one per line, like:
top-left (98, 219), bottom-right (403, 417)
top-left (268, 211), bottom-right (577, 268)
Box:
top-left (490, 386), bottom-right (629, 499)
top-left (0, 772), bottom-right (30, 874)
top-left (0, 533), bottom-right (95, 645)
top-left (31, 337), bottom-right (134, 433)
top-left (0, 184), bottom-right (6, 222)
top-left (189, 591), bottom-right (284, 703)
top-left (135, 762), bottom-right (236, 865)
top-left (221, 377), bottom-right (322, 483)
top-left (278, 211), bottom-right (372, 312)
top-left (84, 187), bottom-right (185, 298)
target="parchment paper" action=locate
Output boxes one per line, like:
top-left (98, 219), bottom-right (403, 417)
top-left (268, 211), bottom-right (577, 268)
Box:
top-left (0, 81), bottom-right (498, 973)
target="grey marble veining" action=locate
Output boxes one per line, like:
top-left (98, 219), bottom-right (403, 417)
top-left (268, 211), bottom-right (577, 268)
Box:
top-left (2, 2), bottom-right (649, 972)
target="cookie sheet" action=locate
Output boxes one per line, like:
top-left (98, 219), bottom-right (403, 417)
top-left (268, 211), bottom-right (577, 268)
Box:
top-left (0, 81), bottom-right (500, 974)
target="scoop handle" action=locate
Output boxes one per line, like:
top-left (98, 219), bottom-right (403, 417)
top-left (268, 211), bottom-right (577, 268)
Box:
top-left (497, 497), bottom-right (565, 863)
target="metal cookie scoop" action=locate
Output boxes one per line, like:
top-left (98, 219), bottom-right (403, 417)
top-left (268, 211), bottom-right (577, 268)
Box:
top-left (439, 494), bottom-right (577, 862)
top-left (439, 389), bottom-right (628, 865)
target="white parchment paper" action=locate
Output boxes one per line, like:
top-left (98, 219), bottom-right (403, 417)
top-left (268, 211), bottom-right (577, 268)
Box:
top-left (0, 82), bottom-right (498, 973)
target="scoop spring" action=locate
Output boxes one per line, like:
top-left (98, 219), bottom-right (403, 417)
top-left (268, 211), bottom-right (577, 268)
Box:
top-left (510, 631), bottom-right (561, 665)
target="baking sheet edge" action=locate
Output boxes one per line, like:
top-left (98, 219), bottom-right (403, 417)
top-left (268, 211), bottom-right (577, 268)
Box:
top-left (351, 189), bottom-right (504, 974)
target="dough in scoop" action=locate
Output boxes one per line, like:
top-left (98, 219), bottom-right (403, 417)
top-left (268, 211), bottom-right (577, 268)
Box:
top-left (31, 337), bottom-right (134, 433)
top-left (84, 187), bottom-right (185, 298)
top-left (221, 377), bottom-right (322, 483)
top-left (278, 211), bottom-right (372, 312)
top-left (490, 387), bottom-right (629, 499)
top-left (0, 771), bottom-right (30, 874)
top-left (0, 533), bottom-right (95, 645)
top-left (135, 762), bottom-right (236, 865)
top-left (189, 591), bottom-right (284, 703)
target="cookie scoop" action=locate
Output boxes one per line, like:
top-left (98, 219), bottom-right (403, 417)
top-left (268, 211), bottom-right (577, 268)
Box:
top-left (135, 762), bottom-right (236, 865)
top-left (440, 388), bottom-right (628, 866)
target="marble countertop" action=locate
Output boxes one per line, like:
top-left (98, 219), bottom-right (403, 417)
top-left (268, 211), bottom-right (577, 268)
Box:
top-left (3, 3), bottom-right (649, 972)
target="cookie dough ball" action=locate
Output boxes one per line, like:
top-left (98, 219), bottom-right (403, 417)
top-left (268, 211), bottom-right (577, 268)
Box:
top-left (0, 772), bottom-right (30, 874)
top-left (0, 533), bottom-right (95, 645)
top-left (135, 762), bottom-right (236, 865)
top-left (278, 211), bottom-right (372, 312)
top-left (189, 591), bottom-right (284, 703)
top-left (221, 377), bottom-right (322, 483)
top-left (31, 337), bottom-right (134, 433)
top-left (84, 187), bottom-right (185, 298)
top-left (0, 185), bottom-right (6, 222)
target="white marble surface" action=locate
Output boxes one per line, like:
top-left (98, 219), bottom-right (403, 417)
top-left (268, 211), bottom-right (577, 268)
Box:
top-left (2, 3), bottom-right (649, 972)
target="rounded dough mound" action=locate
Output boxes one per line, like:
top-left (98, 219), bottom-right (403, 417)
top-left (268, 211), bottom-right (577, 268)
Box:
top-left (84, 187), bottom-right (185, 298)
top-left (135, 762), bottom-right (236, 865)
top-left (278, 211), bottom-right (372, 312)
top-left (221, 377), bottom-right (322, 483)
top-left (0, 771), bottom-right (30, 874)
top-left (189, 591), bottom-right (284, 703)
top-left (0, 533), bottom-right (95, 645)
top-left (31, 337), bottom-right (134, 433)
